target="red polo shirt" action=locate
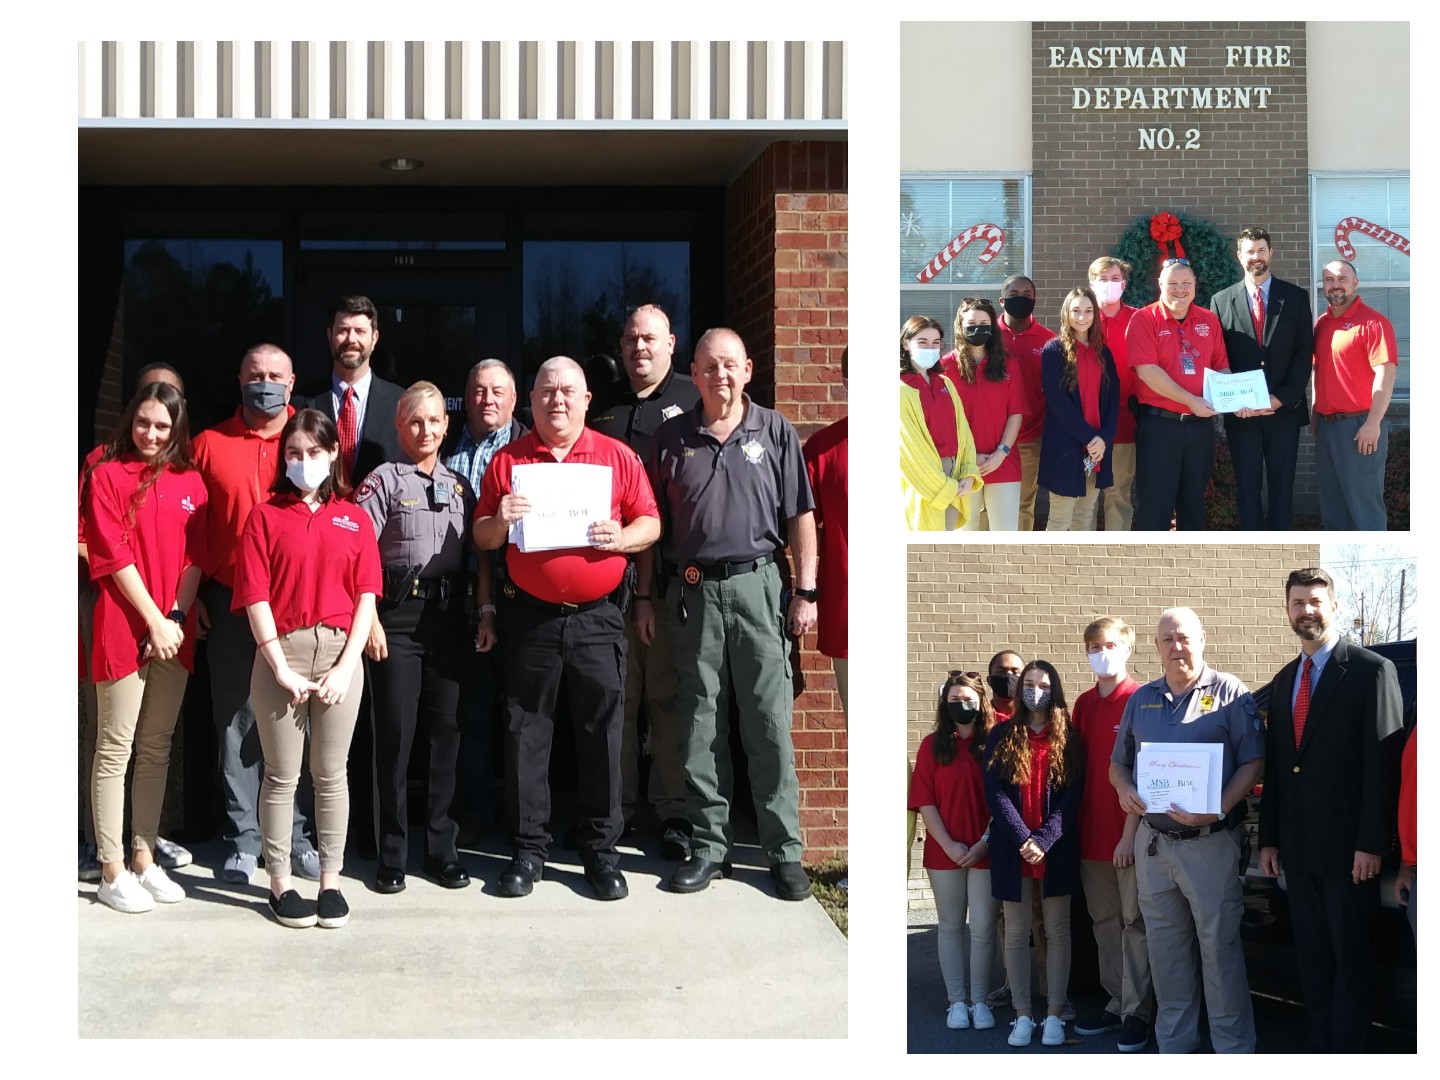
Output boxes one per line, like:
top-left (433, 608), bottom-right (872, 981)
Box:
top-left (899, 372), bottom-right (959, 458)
top-left (803, 417), bottom-right (848, 661)
top-left (1126, 301), bottom-right (1229, 412)
top-left (1098, 304), bottom-right (1140, 442)
top-left (192, 407), bottom-right (293, 588)
top-left (909, 732), bottom-right (991, 871)
top-left (78, 444), bottom-right (105, 549)
top-left (232, 495), bottom-right (383, 636)
top-left (1313, 297), bottom-right (1398, 415)
top-left (477, 427), bottom-right (659, 605)
top-left (999, 318), bottom-right (1057, 443)
top-left (84, 457), bottom-right (209, 681)
top-left (941, 353), bottom-right (1026, 484)
top-left (1073, 676), bottom-right (1140, 861)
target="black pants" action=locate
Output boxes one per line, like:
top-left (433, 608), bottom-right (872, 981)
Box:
top-left (368, 597), bottom-right (464, 868)
top-left (1227, 421), bottom-right (1301, 531)
top-left (501, 598), bottom-right (625, 870)
top-left (1287, 870), bottom-right (1379, 1052)
top-left (1135, 410), bottom-right (1214, 531)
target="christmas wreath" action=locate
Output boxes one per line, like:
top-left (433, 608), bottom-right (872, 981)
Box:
top-left (1111, 210), bottom-right (1241, 310)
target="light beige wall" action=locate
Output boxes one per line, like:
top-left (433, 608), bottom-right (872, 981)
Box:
top-left (900, 22), bottom-right (1031, 171)
top-left (1308, 22), bottom-right (1409, 169)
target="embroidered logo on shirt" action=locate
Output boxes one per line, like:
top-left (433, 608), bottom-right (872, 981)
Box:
top-left (180, 495), bottom-right (196, 513)
top-left (1343, 322), bottom-right (1354, 330)
top-left (1195, 324), bottom-right (1210, 337)
top-left (741, 440), bottom-right (766, 464)
top-left (1157, 329), bottom-right (1172, 338)
top-left (1199, 693), bottom-right (1216, 713)
top-left (332, 514), bottom-right (361, 533)
top-left (662, 405), bottom-right (684, 421)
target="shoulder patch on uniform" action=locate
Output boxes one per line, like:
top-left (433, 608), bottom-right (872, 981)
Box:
top-left (355, 481), bottom-right (377, 502)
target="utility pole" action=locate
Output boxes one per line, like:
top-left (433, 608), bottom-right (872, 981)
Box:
top-left (1396, 568), bottom-right (1407, 641)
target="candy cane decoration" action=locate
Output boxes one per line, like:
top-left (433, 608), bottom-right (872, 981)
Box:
top-left (916, 224), bottom-right (1006, 283)
top-left (1334, 217), bottom-right (1410, 260)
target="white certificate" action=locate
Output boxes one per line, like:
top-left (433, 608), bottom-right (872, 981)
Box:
top-left (1136, 741), bottom-right (1224, 815)
top-left (1202, 368), bottom-right (1271, 413)
top-left (508, 462), bottom-right (613, 553)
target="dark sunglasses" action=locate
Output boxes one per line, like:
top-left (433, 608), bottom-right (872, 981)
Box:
top-left (1161, 258), bottom-right (1192, 268)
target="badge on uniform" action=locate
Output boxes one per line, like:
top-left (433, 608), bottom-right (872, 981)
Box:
top-left (503, 581), bottom-right (516, 600)
top-left (741, 440), bottom-right (766, 464)
top-left (683, 562), bottom-right (703, 587)
top-left (662, 404), bottom-right (684, 421)
top-left (1199, 693), bottom-right (1216, 713)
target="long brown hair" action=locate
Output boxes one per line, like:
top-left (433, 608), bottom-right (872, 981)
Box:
top-left (1057, 286), bottom-right (1110, 395)
top-left (83, 382), bottom-right (194, 528)
top-left (951, 297), bottom-right (1008, 385)
top-left (986, 659), bottom-right (1084, 790)
top-left (931, 671), bottom-right (996, 766)
top-left (900, 315), bottom-right (944, 376)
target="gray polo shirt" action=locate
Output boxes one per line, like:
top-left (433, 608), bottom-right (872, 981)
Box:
top-left (355, 460), bottom-right (475, 580)
top-left (1111, 663), bottom-right (1265, 833)
top-left (650, 394), bottom-right (815, 566)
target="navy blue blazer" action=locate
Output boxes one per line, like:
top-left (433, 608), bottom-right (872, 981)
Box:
top-left (982, 721), bottom-right (1084, 902)
top-left (1038, 339), bottom-right (1119, 497)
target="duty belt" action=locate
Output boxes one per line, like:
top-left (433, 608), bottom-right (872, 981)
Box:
top-left (662, 552), bottom-right (777, 624)
top-left (1137, 403), bottom-right (1202, 423)
top-left (1143, 817), bottom-right (1230, 843)
top-left (501, 579), bottom-right (609, 616)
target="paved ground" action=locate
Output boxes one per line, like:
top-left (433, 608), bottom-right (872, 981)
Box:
top-left (78, 836), bottom-right (847, 1038)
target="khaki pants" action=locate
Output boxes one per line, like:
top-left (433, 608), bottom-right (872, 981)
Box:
top-left (928, 866), bottom-right (999, 1004)
top-left (1045, 473), bottom-right (1102, 531)
top-left (1018, 439), bottom-right (1042, 531)
top-left (1004, 879), bottom-right (1071, 1014)
top-left (92, 658), bottom-right (189, 865)
top-left (79, 584), bottom-right (99, 845)
top-left (252, 626), bottom-right (364, 876)
top-left (960, 481), bottom-right (1021, 532)
top-left (1103, 441), bottom-right (1136, 532)
top-left (1082, 857), bottom-right (1155, 1021)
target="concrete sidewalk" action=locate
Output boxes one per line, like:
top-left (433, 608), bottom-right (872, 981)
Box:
top-left (79, 838), bottom-right (847, 1038)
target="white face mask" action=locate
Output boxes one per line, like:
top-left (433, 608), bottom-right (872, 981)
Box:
top-left (909, 346), bottom-right (941, 370)
top-left (1091, 279), bottom-right (1125, 305)
top-left (286, 456), bottom-right (332, 493)
top-left (1087, 647), bottom-right (1130, 678)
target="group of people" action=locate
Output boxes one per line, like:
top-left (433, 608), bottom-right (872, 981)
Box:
top-left (909, 568), bottom-right (1416, 1053)
top-left (900, 227), bottom-right (1399, 532)
top-left (78, 297), bottom-right (850, 928)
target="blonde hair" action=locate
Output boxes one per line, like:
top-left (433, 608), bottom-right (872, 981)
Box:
top-left (397, 380), bottom-right (447, 425)
top-left (1088, 255), bottom-right (1132, 280)
top-left (1084, 616), bottom-right (1135, 649)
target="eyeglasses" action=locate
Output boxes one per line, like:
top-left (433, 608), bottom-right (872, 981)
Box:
top-left (948, 670), bottom-right (981, 678)
top-left (1161, 258), bottom-right (1191, 268)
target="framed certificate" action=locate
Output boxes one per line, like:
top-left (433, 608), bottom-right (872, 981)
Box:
top-left (1136, 741), bottom-right (1224, 814)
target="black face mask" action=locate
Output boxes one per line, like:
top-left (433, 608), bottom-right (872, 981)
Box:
top-left (988, 672), bottom-right (1018, 700)
top-left (945, 701), bottom-right (980, 726)
top-left (962, 324), bottom-right (994, 347)
top-left (1002, 295), bottom-right (1036, 320)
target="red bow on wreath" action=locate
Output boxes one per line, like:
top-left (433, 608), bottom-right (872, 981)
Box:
top-left (1150, 212), bottom-right (1186, 261)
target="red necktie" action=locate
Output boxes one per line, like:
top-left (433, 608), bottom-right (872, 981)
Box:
top-left (337, 387), bottom-right (358, 483)
top-left (1292, 654), bottom-right (1312, 749)
top-left (1252, 287), bottom-right (1266, 343)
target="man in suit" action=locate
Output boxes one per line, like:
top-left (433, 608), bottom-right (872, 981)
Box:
top-left (1211, 228), bottom-right (1313, 531)
top-left (300, 295), bottom-right (406, 484)
top-left (299, 295), bottom-right (407, 857)
top-left (1259, 567), bottom-right (1404, 1052)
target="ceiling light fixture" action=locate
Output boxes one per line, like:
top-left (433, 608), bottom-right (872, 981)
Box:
top-left (381, 157), bottom-right (424, 172)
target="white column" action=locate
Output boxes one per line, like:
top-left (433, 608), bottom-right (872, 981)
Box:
top-left (766, 39), bottom-right (783, 120)
top-left (537, 39), bottom-right (557, 120)
top-left (689, 40), bottom-right (708, 121)
top-left (344, 40), bottom-right (365, 120)
top-left (152, 41), bottom-right (175, 118)
top-left (306, 41), bottom-right (327, 120)
top-left (383, 40), bottom-right (403, 119)
top-left (196, 40), bottom-right (217, 120)
top-left (614, 39), bottom-right (632, 121)
top-left (803, 39), bottom-right (821, 121)
top-left (461, 41), bottom-right (482, 119)
top-left (232, 39), bottom-right (255, 119)
top-left (118, 39), bottom-right (141, 119)
top-left (728, 40), bottom-right (746, 121)
top-left (575, 39), bottom-right (594, 120)
top-left (424, 39), bottom-right (446, 119)
top-left (79, 41), bottom-right (103, 118)
top-left (499, 40), bottom-right (519, 120)
top-left (653, 39), bottom-right (672, 120)
top-left (271, 40), bottom-right (292, 119)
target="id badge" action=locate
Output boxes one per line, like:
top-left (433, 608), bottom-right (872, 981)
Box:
top-left (432, 479), bottom-right (453, 509)
top-left (1180, 350), bottom-right (1196, 376)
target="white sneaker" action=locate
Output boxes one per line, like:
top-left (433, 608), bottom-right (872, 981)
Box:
top-left (1042, 1015), bottom-right (1066, 1046)
top-left (946, 1002), bottom-right (970, 1029)
top-left (96, 871), bottom-right (155, 914)
top-left (153, 837), bottom-right (192, 869)
top-left (971, 1001), bottom-right (996, 1030)
top-left (1008, 1014), bottom-right (1035, 1047)
top-left (137, 864), bottom-right (185, 904)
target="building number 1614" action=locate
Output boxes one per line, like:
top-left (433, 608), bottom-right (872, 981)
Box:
top-left (1139, 127), bottom-right (1201, 150)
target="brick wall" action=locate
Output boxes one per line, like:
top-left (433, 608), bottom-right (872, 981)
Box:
top-left (724, 139), bottom-right (849, 863)
top-left (906, 541), bottom-right (1318, 908)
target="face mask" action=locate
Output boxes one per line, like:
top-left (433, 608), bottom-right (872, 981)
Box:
top-left (987, 672), bottom-right (1018, 700)
top-left (1002, 295), bottom-right (1036, 320)
top-left (1021, 686), bottom-right (1051, 712)
top-left (1091, 280), bottom-right (1125, 305)
top-left (945, 700), bottom-right (979, 726)
top-left (286, 456), bottom-right (332, 493)
top-left (910, 346), bottom-right (941, 370)
top-left (1087, 647), bottom-right (1129, 678)
top-left (241, 381), bottom-right (289, 417)
top-left (962, 325), bottom-right (994, 347)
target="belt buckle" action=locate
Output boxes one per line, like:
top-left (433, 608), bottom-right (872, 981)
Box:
top-left (559, 601), bottom-right (579, 614)
top-left (683, 562), bottom-right (703, 588)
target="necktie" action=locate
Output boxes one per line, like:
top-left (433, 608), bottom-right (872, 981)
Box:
top-left (1292, 654), bottom-right (1312, 749)
top-left (338, 387), bottom-right (358, 483)
top-left (1252, 286), bottom-right (1266, 343)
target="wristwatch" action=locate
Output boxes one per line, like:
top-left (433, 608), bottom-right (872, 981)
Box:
top-left (479, 604), bottom-right (497, 616)
top-left (166, 609), bottom-right (185, 624)
top-left (997, 442), bottom-right (1012, 454)
top-left (792, 586), bottom-right (819, 602)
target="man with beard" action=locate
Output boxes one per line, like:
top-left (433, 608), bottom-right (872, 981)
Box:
top-left (1210, 228), bottom-right (1314, 531)
top-left (1312, 260), bottom-right (1399, 530)
top-left (1258, 567), bottom-right (1404, 1051)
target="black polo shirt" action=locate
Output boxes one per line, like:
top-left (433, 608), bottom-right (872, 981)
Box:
top-left (588, 366), bottom-right (701, 464)
top-left (650, 395), bottom-right (814, 566)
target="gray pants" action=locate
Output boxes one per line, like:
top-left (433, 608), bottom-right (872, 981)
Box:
top-left (203, 581), bottom-right (313, 860)
top-left (1315, 414), bottom-right (1389, 530)
top-left (1136, 826), bottom-right (1255, 1053)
